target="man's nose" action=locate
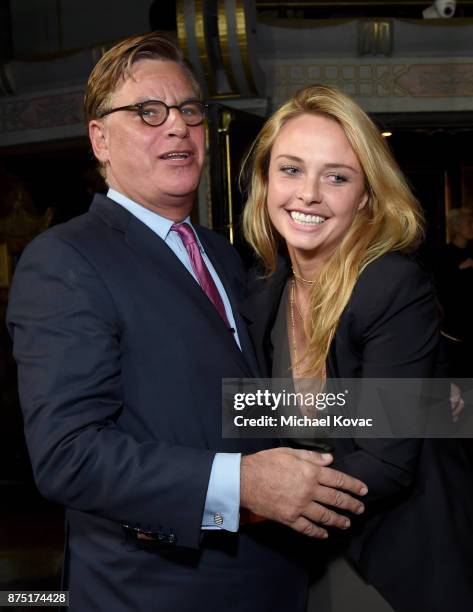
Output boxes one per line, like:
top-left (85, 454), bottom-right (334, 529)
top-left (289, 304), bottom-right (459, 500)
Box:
top-left (164, 108), bottom-right (189, 138)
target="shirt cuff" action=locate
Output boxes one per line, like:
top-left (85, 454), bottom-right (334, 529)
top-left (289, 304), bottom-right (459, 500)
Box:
top-left (202, 452), bottom-right (241, 532)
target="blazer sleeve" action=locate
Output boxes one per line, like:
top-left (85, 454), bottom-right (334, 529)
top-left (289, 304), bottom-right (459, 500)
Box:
top-left (6, 231), bottom-right (214, 549)
top-left (331, 254), bottom-right (442, 504)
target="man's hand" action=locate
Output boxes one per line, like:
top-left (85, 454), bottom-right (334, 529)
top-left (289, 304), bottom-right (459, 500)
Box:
top-left (240, 447), bottom-right (367, 539)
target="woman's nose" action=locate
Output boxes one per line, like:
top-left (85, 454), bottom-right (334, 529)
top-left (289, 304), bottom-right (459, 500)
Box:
top-left (297, 179), bottom-right (322, 205)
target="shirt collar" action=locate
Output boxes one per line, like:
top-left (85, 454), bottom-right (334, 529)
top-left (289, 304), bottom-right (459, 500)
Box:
top-left (107, 188), bottom-right (193, 242)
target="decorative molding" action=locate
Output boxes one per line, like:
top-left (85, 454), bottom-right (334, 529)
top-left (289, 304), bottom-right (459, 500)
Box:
top-left (218, 1), bottom-right (239, 93)
top-left (266, 61), bottom-right (473, 105)
top-left (178, 0), bottom-right (265, 97)
top-left (194, 0), bottom-right (217, 95)
top-left (234, 0), bottom-right (259, 95)
top-left (358, 20), bottom-right (392, 56)
top-left (177, 0), bottom-right (219, 97)
top-left (398, 64), bottom-right (473, 97)
top-left (268, 62), bottom-right (410, 101)
top-left (0, 90), bottom-right (83, 135)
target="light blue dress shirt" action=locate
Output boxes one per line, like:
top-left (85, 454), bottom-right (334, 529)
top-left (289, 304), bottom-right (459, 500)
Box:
top-left (107, 189), bottom-right (241, 532)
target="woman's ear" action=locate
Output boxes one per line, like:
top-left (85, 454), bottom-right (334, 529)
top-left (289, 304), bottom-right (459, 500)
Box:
top-left (358, 190), bottom-right (369, 211)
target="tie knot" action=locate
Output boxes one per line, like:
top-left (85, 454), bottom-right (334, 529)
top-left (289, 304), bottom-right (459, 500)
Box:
top-left (171, 223), bottom-right (198, 248)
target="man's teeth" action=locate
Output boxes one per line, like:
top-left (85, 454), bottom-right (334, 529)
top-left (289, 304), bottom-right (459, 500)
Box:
top-left (163, 152), bottom-right (190, 159)
top-left (290, 211), bottom-right (326, 225)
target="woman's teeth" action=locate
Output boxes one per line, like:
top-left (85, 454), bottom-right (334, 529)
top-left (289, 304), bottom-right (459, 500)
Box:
top-left (290, 211), bottom-right (326, 225)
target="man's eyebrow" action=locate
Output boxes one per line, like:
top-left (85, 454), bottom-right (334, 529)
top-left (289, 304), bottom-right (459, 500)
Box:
top-left (274, 155), bottom-right (360, 173)
top-left (134, 97), bottom-right (201, 104)
top-left (134, 97), bottom-right (163, 103)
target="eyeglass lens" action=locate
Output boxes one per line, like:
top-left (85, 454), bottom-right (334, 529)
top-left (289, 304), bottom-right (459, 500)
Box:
top-left (140, 101), bottom-right (204, 126)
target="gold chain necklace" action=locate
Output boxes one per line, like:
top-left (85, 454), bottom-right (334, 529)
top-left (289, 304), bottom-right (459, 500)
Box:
top-left (292, 279), bottom-right (304, 320)
top-left (292, 268), bottom-right (317, 285)
top-left (290, 278), bottom-right (304, 376)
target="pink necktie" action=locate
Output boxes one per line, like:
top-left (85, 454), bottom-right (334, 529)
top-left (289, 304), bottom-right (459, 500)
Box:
top-left (171, 223), bottom-right (231, 328)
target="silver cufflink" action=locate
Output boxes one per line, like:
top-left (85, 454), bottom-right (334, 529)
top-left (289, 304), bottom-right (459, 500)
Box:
top-left (213, 512), bottom-right (224, 526)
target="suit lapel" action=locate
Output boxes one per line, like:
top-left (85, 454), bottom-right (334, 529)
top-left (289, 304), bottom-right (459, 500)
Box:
top-left (196, 228), bottom-right (260, 378)
top-left (90, 195), bottom-right (252, 376)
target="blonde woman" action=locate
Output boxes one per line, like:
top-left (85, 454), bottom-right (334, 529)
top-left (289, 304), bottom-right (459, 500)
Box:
top-left (242, 85), bottom-right (473, 612)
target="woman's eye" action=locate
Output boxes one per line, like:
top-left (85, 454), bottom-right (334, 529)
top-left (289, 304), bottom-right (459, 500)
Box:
top-left (329, 174), bottom-right (348, 184)
top-left (280, 165), bottom-right (300, 176)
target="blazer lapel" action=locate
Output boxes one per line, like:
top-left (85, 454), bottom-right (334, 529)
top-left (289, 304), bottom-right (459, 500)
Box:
top-left (240, 257), bottom-right (290, 377)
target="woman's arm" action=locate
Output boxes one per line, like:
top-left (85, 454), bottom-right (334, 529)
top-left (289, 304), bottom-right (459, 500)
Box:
top-left (331, 253), bottom-right (441, 505)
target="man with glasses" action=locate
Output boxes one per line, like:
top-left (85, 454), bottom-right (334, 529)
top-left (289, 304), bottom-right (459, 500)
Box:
top-left (7, 32), bottom-right (366, 612)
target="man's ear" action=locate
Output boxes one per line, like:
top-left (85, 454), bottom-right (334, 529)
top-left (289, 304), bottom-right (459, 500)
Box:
top-left (89, 120), bottom-right (110, 164)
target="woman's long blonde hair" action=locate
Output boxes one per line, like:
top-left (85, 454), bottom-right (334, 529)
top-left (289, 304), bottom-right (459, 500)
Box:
top-left (242, 84), bottom-right (423, 377)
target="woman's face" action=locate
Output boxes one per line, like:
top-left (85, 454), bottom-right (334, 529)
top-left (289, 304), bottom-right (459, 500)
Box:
top-left (266, 113), bottom-right (368, 265)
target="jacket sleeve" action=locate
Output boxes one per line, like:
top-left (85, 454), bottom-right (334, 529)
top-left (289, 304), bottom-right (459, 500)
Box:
top-left (6, 231), bottom-right (214, 549)
top-left (331, 254), bottom-right (442, 505)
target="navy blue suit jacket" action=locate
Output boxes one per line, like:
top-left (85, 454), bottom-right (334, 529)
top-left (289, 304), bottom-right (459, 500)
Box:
top-left (7, 195), bottom-right (308, 612)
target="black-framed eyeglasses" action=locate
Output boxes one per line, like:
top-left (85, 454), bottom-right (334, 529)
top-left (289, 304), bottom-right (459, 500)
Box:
top-left (99, 99), bottom-right (206, 127)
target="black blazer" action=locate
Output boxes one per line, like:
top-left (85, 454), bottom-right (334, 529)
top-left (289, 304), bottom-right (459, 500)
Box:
top-left (242, 251), bottom-right (473, 612)
top-left (7, 195), bottom-right (308, 612)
